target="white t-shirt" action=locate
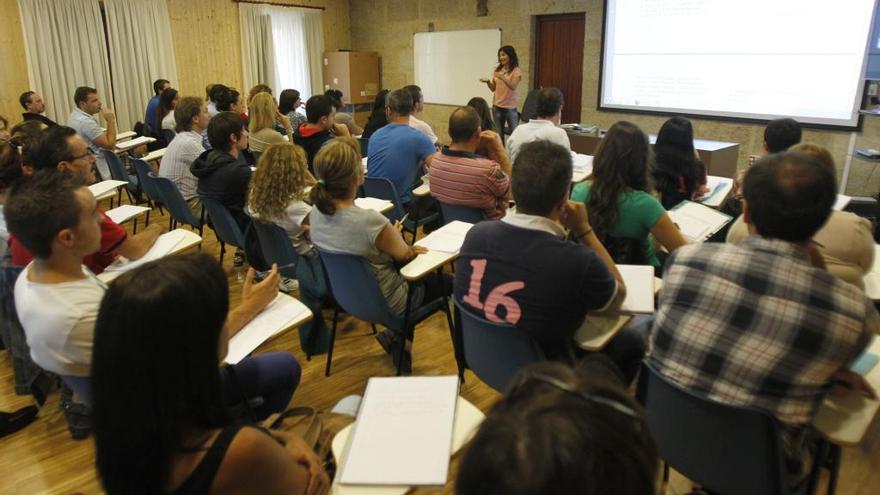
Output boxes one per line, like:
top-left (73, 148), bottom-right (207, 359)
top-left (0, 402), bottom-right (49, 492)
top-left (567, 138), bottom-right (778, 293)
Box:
top-left (409, 115), bottom-right (438, 144)
top-left (269, 199), bottom-right (314, 256)
top-left (14, 263), bottom-right (107, 377)
top-left (161, 110), bottom-right (176, 133)
top-left (506, 119), bottom-right (571, 162)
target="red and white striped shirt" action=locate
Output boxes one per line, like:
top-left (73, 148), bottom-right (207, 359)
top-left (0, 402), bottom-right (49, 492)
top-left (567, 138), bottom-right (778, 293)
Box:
top-left (428, 147), bottom-right (510, 220)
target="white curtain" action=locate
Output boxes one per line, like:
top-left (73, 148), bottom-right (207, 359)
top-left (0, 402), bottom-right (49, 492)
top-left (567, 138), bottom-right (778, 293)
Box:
top-left (104, 0), bottom-right (179, 131)
top-left (239, 3), bottom-right (277, 98)
top-left (239, 4), bottom-right (324, 101)
top-left (17, 0), bottom-right (113, 125)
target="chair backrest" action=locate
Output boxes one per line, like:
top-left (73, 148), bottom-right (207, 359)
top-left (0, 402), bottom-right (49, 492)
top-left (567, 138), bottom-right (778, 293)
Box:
top-left (150, 173), bottom-right (203, 228)
top-left (316, 249), bottom-right (396, 326)
top-left (601, 235), bottom-right (648, 265)
top-left (439, 202), bottom-right (487, 225)
top-left (202, 197), bottom-right (246, 248)
top-left (362, 176), bottom-right (405, 222)
top-left (520, 89), bottom-right (540, 123)
top-left (637, 362), bottom-right (788, 495)
top-left (252, 220), bottom-right (300, 279)
top-left (131, 159), bottom-right (163, 204)
top-left (358, 137), bottom-right (369, 156)
top-left (101, 149), bottom-right (134, 189)
top-left (454, 299), bottom-right (544, 392)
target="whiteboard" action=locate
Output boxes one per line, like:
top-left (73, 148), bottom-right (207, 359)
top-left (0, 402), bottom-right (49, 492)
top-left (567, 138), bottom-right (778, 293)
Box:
top-left (414, 29), bottom-right (501, 106)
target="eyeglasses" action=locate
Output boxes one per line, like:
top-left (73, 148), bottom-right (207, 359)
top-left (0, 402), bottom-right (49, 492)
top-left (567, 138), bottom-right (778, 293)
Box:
top-left (69, 151), bottom-right (94, 162)
top-left (511, 372), bottom-right (642, 422)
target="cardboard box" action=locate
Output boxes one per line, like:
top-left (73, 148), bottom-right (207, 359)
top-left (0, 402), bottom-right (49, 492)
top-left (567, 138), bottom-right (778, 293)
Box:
top-left (323, 51), bottom-right (380, 105)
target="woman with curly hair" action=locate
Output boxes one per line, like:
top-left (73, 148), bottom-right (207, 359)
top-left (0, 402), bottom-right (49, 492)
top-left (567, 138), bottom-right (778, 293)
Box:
top-left (248, 144), bottom-right (330, 355)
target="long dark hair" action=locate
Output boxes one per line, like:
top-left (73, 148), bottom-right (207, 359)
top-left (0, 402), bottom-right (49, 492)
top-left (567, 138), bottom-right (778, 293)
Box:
top-left (587, 121), bottom-right (651, 239)
top-left (278, 89), bottom-right (301, 115)
top-left (91, 254), bottom-right (230, 495)
top-left (496, 45), bottom-right (519, 71)
top-left (362, 89), bottom-right (390, 139)
top-left (156, 88), bottom-right (178, 129)
top-left (467, 97), bottom-right (496, 132)
top-left (653, 117), bottom-right (700, 208)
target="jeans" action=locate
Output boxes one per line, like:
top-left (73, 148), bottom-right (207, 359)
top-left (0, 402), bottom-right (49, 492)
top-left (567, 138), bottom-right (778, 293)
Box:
top-left (219, 351), bottom-right (302, 420)
top-left (493, 106), bottom-right (519, 141)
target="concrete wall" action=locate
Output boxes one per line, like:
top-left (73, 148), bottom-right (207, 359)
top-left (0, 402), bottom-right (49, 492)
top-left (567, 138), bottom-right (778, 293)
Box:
top-left (350, 0), bottom-right (880, 195)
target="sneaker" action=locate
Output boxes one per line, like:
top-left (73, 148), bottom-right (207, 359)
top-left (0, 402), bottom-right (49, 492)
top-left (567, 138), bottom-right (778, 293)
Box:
top-left (233, 249), bottom-right (246, 268)
top-left (279, 277), bottom-right (298, 293)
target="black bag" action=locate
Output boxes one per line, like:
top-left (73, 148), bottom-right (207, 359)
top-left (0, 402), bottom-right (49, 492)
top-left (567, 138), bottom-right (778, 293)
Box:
top-left (243, 222), bottom-right (269, 272)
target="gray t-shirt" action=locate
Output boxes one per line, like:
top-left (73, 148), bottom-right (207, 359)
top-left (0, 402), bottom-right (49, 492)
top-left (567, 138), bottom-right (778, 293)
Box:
top-left (309, 205), bottom-right (412, 315)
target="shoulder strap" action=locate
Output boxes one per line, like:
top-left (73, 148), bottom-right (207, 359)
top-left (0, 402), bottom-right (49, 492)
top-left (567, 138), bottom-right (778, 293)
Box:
top-left (170, 422), bottom-right (249, 495)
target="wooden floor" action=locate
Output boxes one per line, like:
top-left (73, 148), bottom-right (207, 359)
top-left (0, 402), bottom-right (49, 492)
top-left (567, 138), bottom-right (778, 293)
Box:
top-left (0, 196), bottom-right (878, 494)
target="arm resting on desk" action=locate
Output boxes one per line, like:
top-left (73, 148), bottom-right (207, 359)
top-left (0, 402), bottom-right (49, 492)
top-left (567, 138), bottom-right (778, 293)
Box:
top-left (226, 266), bottom-right (280, 338)
top-left (115, 223), bottom-right (163, 261)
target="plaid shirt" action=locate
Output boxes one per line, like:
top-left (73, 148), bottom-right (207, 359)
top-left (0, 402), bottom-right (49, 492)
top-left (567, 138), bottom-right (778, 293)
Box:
top-left (648, 236), bottom-right (877, 426)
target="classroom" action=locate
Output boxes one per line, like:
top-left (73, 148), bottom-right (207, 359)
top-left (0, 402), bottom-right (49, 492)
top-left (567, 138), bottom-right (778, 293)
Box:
top-left (1, 0), bottom-right (879, 494)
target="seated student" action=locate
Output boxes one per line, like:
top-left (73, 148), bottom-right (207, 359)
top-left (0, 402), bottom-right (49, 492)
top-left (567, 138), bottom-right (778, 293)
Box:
top-left (68, 86), bottom-right (117, 180)
top-left (505, 87), bottom-right (570, 162)
top-left (456, 141), bottom-right (645, 383)
top-left (191, 111), bottom-right (254, 236)
top-left (571, 122), bottom-right (687, 270)
top-left (293, 94), bottom-right (350, 171)
top-left (403, 85), bottom-right (439, 145)
top-left (12, 126), bottom-right (161, 273)
top-left (361, 89), bottom-right (390, 139)
top-left (144, 78), bottom-right (170, 128)
top-left (278, 88), bottom-right (308, 131)
top-left (91, 254), bottom-right (320, 495)
top-left (247, 83), bottom-right (273, 107)
top-left (248, 143), bottom-right (332, 355)
top-left (217, 87), bottom-right (246, 124)
top-left (649, 151), bottom-right (877, 483)
top-left (206, 83), bottom-right (225, 116)
top-left (367, 89), bottom-right (437, 222)
top-left (156, 87), bottom-right (179, 136)
top-left (249, 92), bottom-right (292, 153)
top-left (456, 359), bottom-right (658, 495)
top-left (160, 96), bottom-right (209, 212)
top-left (19, 91), bottom-right (57, 127)
top-left (309, 139), bottom-right (449, 372)
top-left (0, 142), bottom-right (25, 259)
top-left (727, 143), bottom-right (874, 288)
top-left (428, 106), bottom-right (511, 220)
top-left (326, 89), bottom-right (363, 136)
top-left (652, 116), bottom-right (709, 209)
top-left (467, 97), bottom-right (497, 134)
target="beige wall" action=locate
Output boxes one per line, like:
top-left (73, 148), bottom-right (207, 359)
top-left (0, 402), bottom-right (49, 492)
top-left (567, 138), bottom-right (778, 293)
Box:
top-left (350, 0), bottom-right (880, 196)
top-left (0, 0), bottom-right (350, 127)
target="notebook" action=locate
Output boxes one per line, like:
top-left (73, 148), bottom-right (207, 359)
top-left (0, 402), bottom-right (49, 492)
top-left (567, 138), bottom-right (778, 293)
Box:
top-left (88, 180), bottom-right (127, 198)
top-left (698, 176), bottom-right (734, 208)
top-left (668, 200), bottom-right (733, 242)
top-left (105, 205), bottom-right (150, 224)
top-left (617, 265), bottom-right (656, 314)
top-left (415, 221), bottom-right (473, 254)
top-left (224, 294), bottom-right (311, 364)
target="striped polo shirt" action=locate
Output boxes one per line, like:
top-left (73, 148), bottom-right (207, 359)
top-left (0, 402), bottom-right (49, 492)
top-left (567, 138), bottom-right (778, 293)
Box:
top-left (428, 147), bottom-right (510, 220)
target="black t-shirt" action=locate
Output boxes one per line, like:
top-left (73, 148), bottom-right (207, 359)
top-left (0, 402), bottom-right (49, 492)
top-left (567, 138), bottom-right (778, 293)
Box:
top-left (454, 220), bottom-right (616, 360)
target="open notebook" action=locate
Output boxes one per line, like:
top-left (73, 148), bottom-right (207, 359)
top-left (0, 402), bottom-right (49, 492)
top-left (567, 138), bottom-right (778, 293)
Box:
top-left (102, 229), bottom-right (192, 274)
top-left (338, 376), bottom-right (459, 486)
top-left (698, 176), bottom-right (734, 208)
top-left (88, 180), bottom-right (127, 198)
top-left (415, 221), bottom-right (473, 254)
top-left (668, 200), bottom-right (732, 242)
top-left (224, 294), bottom-right (311, 364)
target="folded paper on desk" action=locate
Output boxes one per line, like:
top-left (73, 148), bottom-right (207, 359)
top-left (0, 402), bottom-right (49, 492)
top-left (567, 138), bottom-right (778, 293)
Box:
top-left (88, 180), bottom-right (127, 198)
top-left (102, 229), bottom-right (189, 274)
top-left (339, 376), bottom-right (459, 486)
top-left (668, 200), bottom-right (732, 242)
top-left (106, 205), bottom-right (150, 224)
top-left (617, 265), bottom-right (655, 314)
top-left (224, 294), bottom-right (311, 364)
top-left (115, 135), bottom-right (153, 150)
top-left (415, 221), bottom-right (473, 253)
top-left (354, 197), bottom-right (393, 212)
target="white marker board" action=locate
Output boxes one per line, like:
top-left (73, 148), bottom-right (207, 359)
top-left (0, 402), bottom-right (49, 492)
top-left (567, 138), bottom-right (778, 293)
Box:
top-left (414, 29), bottom-right (501, 106)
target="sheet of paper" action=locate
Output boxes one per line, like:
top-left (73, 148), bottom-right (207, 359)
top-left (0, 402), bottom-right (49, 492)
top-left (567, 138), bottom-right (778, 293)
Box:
top-left (698, 176), bottom-right (733, 208)
top-left (863, 245), bottom-right (880, 300)
top-left (224, 294), bottom-right (311, 364)
top-left (414, 221), bottom-right (473, 253)
top-left (354, 197), bottom-right (393, 212)
top-left (570, 152), bottom-right (594, 173)
top-left (105, 205), bottom-right (150, 224)
top-left (668, 201), bottom-right (732, 242)
top-left (617, 265), bottom-right (655, 313)
top-left (834, 194), bottom-right (852, 211)
top-left (574, 314), bottom-right (633, 350)
top-left (102, 229), bottom-right (189, 274)
top-left (88, 180), bottom-right (127, 198)
top-left (115, 135), bottom-right (154, 150)
top-left (339, 376), bottom-right (459, 486)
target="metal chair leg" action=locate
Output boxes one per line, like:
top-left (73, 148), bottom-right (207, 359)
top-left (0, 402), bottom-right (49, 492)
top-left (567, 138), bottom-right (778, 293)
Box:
top-left (325, 308), bottom-right (340, 376)
top-left (397, 283), bottom-right (415, 376)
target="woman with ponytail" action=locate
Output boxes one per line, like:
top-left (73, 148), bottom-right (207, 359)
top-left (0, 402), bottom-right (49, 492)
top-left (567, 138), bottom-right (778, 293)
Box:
top-left (308, 138), bottom-right (450, 371)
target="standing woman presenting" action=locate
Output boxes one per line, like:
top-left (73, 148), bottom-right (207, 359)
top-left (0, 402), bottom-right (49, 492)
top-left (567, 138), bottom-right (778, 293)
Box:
top-left (481, 45), bottom-right (522, 142)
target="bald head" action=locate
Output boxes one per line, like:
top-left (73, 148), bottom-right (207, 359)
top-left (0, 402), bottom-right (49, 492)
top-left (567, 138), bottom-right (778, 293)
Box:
top-left (448, 106), bottom-right (481, 144)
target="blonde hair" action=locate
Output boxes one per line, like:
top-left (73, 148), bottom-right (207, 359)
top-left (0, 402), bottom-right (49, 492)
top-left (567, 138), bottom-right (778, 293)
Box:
top-left (248, 143), bottom-right (311, 221)
top-left (248, 92), bottom-right (278, 134)
top-left (789, 143), bottom-right (835, 174)
top-left (310, 138), bottom-right (362, 215)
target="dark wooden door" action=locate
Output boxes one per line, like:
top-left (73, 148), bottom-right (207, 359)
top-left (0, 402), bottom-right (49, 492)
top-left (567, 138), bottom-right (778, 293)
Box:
top-left (534, 13), bottom-right (586, 124)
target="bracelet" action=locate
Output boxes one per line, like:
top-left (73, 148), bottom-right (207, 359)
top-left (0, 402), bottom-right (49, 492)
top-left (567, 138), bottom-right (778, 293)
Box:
top-left (575, 228), bottom-right (593, 240)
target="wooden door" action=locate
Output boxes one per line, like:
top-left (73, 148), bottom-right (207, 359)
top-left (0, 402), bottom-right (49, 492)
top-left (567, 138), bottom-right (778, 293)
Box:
top-left (534, 13), bottom-right (586, 124)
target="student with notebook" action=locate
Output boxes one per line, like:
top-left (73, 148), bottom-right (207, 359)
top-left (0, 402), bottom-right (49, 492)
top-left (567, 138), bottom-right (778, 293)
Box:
top-left (160, 97), bottom-right (209, 215)
top-left (91, 254), bottom-right (324, 495)
top-left (455, 140), bottom-right (645, 383)
top-left (726, 144), bottom-right (874, 288)
top-left (648, 151), bottom-right (877, 483)
top-left (570, 121), bottom-right (687, 270)
top-left (10, 125), bottom-right (162, 274)
top-left (8, 173), bottom-right (297, 439)
top-left (309, 139), bottom-right (450, 372)
top-left (456, 359), bottom-right (658, 495)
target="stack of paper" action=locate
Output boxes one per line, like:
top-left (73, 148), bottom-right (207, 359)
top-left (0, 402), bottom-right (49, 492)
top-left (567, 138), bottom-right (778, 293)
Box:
top-left (617, 265), bottom-right (656, 313)
top-left (102, 229), bottom-right (189, 274)
top-left (88, 180), bottom-right (127, 198)
top-left (668, 201), bottom-right (732, 242)
top-left (354, 197), bottom-right (393, 213)
top-left (698, 176), bottom-right (734, 208)
top-left (224, 294), bottom-right (312, 364)
top-left (339, 376), bottom-right (459, 486)
top-left (105, 205), bottom-right (150, 224)
top-left (415, 221), bottom-right (473, 253)
top-left (115, 135), bottom-right (155, 151)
